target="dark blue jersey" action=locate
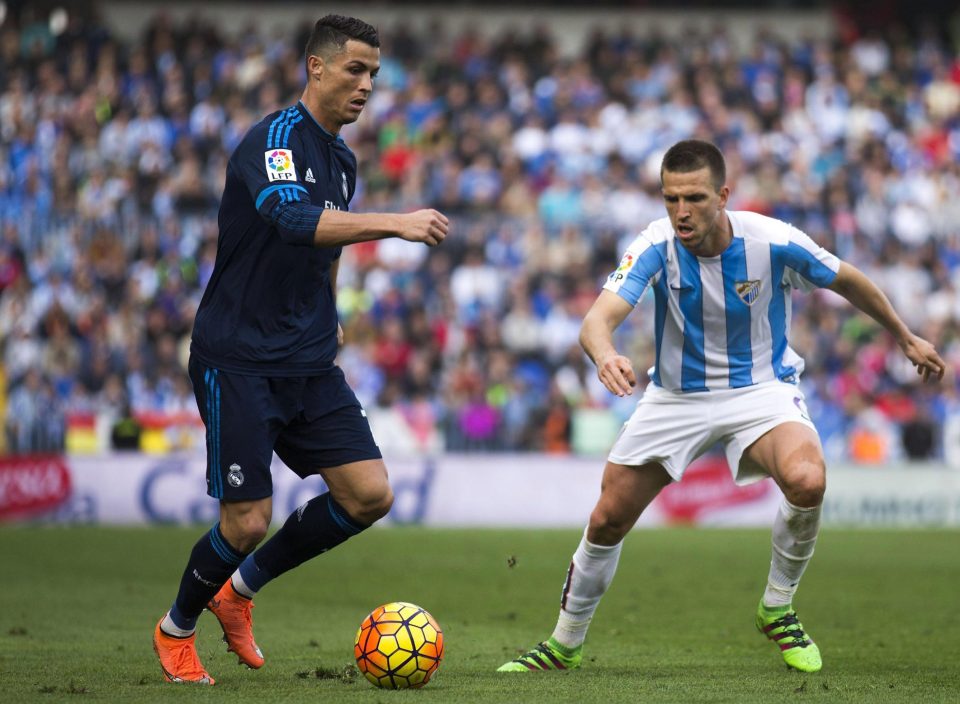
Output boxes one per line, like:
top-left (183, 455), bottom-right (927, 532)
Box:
top-left (191, 101), bottom-right (357, 376)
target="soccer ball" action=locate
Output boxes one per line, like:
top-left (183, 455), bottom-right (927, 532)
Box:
top-left (354, 601), bottom-right (444, 689)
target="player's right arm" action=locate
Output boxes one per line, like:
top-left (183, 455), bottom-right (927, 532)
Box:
top-left (236, 118), bottom-right (449, 249)
top-left (585, 228), bottom-right (666, 396)
top-left (580, 290), bottom-right (637, 397)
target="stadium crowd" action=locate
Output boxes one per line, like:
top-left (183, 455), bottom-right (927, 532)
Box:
top-left (1, 7), bottom-right (959, 462)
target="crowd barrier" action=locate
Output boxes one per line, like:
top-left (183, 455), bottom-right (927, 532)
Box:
top-left (1, 453), bottom-right (958, 527)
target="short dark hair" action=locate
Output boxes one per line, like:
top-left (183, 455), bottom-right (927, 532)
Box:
top-left (304, 15), bottom-right (379, 69)
top-left (661, 140), bottom-right (726, 191)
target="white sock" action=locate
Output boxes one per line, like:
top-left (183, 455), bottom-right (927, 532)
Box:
top-left (763, 499), bottom-right (821, 608)
top-left (550, 531), bottom-right (623, 649)
top-left (160, 611), bottom-right (195, 638)
top-left (231, 570), bottom-right (257, 599)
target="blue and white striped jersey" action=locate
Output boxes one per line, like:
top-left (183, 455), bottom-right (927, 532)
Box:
top-left (604, 211), bottom-right (840, 392)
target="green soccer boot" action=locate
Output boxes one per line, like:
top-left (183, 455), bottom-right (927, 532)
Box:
top-left (497, 638), bottom-right (582, 672)
top-left (756, 602), bottom-right (822, 672)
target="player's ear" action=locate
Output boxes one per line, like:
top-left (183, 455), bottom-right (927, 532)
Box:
top-left (307, 54), bottom-right (324, 81)
top-left (718, 185), bottom-right (730, 209)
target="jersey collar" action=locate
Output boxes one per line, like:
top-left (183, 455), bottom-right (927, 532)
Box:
top-left (296, 101), bottom-right (344, 144)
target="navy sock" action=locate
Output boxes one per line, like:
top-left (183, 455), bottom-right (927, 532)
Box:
top-left (239, 493), bottom-right (366, 593)
top-left (168, 522), bottom-right (246, 630)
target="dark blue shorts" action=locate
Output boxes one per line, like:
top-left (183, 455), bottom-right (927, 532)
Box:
top-left (188, 357), bottom-right (382, 501)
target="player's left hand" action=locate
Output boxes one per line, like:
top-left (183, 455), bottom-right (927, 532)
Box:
top-left (901, 334), bottom-right (946, 382)
top-left (337, 323), bottom-right (344, 347)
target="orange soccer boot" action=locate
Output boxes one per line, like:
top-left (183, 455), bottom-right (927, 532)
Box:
top-left (153, 619), bottom-right (215, 685)
top-left (208, 582), bottom-right (265, 669)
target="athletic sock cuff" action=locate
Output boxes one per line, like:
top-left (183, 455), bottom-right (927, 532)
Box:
top-left (782, 499), bottom-right (821, 514)
top-left (209, 522), bottom-right (245, 565)
top-left (581, 537), bottom-right (623, 556)
top-left (547, 636), bottom-right (581, 657)
top-left (229, 580), bottom-right (252, 600)
top-left (759, 602), bottom-right (793, 616)
top-left (168, 604), bottom-right (199, 632)
top-left (326, 494), bottom-right (367, 535)
top-left (237, 553), bottom-right (273, 594)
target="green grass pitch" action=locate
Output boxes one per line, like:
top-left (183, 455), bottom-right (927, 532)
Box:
top-left (1, 526), bottom-right (958, 703)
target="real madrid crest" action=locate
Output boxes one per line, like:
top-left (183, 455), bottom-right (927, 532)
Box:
top-left (227, 463), bottom-right (244, 487)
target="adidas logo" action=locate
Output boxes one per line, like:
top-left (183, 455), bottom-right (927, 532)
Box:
top-left (305, 168), bottom-right (316, 183)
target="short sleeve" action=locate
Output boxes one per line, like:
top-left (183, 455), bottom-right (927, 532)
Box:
top-left (779, 226), bottom-right (840, 292)
top-left (602, 232), bottom-right (665, 306)
top-left (232, 118), bottom-right (311, 218)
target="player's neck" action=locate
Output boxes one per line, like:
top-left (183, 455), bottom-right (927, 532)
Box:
top-left (299, 88), bottom-right (342, 136)
top-left (684, 212), bottom-right (733, 258)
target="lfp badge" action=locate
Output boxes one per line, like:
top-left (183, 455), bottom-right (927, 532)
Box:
top-left (264, 149), bottom-right (297, 181)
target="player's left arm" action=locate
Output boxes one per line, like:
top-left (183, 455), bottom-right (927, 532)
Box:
top-left (827, 261), bottom-right (945, 382)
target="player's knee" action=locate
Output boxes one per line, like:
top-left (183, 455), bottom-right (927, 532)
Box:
top-left (587, 507), bottom-right (631, 545)
top-left (351, 486), bottom-right (394, 525)
top-left (222, 513), bottom-right (270, 552)
top-left (783, 465), bottom-right (825, 508)
top-left (235, 521), bottom-right (269, 552)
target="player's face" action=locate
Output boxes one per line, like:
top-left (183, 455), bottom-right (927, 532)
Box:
top-left (310, 40), bottom-right (380, 132)
top-left (661, 167), bottom-right (730, 256)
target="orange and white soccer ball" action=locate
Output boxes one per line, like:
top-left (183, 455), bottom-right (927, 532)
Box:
top-left (354, 602), bottom-right (444, 689)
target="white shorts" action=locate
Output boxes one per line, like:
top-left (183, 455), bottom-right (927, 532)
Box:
top-left (607, 380), bottom-right (818, 485)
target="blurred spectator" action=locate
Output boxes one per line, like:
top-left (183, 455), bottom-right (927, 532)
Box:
top-left (5, 368), bottom-right (65, 453)
top-left (902, 409), bottom-right (936, 460)
top-left (110, 401), bottom-right (143, 451)
top-left (1, 5), bottom-right (959, 461)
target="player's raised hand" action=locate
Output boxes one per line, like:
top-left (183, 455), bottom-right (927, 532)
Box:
top-left (399, 209), bottom-right (449, 246)
top-left (900, 333), bottom-right (946, 382)
top-left (597, 353), bottom-right (637, 397)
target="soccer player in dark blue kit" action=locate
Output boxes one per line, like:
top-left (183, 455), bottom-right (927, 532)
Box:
top-left (152, 15), bottom-right (449, 684)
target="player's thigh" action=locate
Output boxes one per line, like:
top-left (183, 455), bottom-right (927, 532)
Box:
top-left (741, 422), bottom-right (826, 507)
top-left (608, 385), bottom-right (717, 481)
top-left (188, 358), bottom-right (283, 501)
top-left (588, 461), bottom-right (672, 544)
top-left (275, 369), bottom-right (385, 517)
top-left (275, 371), bottom-right (381, 470)
top-left (721, 381), bottom-right (823, 487)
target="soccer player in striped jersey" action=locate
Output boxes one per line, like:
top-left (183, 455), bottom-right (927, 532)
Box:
top-left (498, 139), bottom-right (944, 674)
top-left (152, 15), bottom-right (449, 685)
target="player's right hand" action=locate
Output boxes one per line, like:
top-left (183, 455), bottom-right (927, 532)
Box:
top-left (597, 353), bottom-right (637, 397)
top-left (400, 209), bottom-right (449, 246)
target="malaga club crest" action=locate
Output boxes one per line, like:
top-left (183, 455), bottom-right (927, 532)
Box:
top-left (264, 149), bottom-right (297, 182)
top-left (736, 280), bottom-right (761, 305)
